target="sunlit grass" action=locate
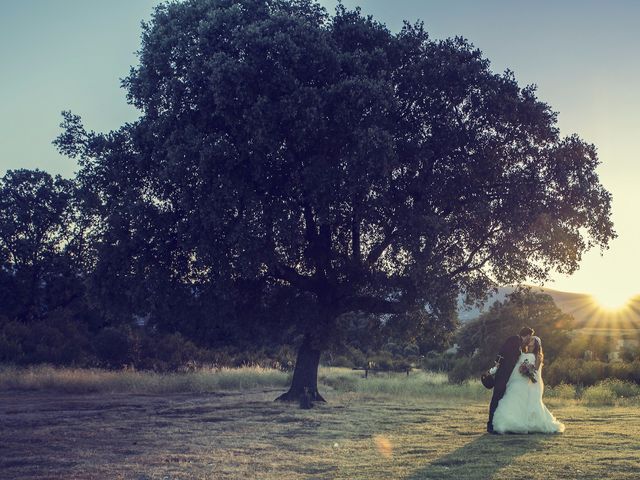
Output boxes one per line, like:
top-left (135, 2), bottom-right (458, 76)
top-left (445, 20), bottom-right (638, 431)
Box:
top-left (0, 364), bottom-right (291, 394)
top-left (319, 367), bottom-right (488, 401)
top-left (1, 365), bottom-right (639, 407)
top-left (3, 381), bottom-right (640, 479)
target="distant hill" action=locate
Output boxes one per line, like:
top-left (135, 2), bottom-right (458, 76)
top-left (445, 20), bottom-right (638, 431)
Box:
top-left (457, 287), bottom-right (513, 322)
top-left (457, 285), bottom-right (640, 329)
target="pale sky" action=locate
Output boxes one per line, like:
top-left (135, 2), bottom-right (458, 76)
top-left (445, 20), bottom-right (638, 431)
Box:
top-left (1, 1), bottom-right (639, 304)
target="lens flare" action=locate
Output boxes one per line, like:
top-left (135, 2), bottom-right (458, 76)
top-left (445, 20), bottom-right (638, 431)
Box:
top-left (373, 435), bottom-right (393, 458)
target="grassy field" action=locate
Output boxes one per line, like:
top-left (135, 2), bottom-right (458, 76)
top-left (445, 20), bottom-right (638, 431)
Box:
top-left (1, 366), bottom-right (640, 479)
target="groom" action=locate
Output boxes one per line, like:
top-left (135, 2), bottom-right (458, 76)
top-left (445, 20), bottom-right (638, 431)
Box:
top-left (487, 326), bottom-right (534, 434)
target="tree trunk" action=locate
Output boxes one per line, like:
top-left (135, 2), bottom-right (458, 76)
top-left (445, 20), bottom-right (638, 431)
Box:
top-left (275, 334), bottom-right (326, 403)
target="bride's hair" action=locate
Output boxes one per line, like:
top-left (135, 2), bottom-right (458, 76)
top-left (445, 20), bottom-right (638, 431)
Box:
top-left (531, 336), bottom-right (544, 366)
top-left (519, 326), bottom-right (534, 337)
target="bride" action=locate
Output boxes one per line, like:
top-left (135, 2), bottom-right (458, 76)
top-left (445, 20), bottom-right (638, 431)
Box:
top-left (492, 335), bottom-right (565, 434)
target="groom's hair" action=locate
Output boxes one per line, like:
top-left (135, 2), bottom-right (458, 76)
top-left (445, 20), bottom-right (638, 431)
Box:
top-left (519, 326), bottom-right (534, 337)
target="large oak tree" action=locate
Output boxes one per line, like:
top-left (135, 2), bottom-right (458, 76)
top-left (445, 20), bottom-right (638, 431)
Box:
top-left (55, 0), bottom-right (615, 401)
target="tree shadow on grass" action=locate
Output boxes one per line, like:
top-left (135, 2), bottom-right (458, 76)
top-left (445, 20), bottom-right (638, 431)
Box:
top-left (405, 433), bottom-right (551, 480)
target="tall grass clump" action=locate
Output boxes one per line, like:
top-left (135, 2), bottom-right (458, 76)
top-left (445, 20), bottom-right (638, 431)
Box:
top-left (579, 379), bottom-right (640, 406)
top-left (597, 378), bottom-right (640, 398)
top-left (545, 383), bottom-right (576, 400)
top-left (581, 383), bottom-right (617, 406)
top-left (318, 367), bottom-right (488, 401)
top-left (212, 366), bottom-right (291, 390)
top-left (545, 358), bottom-right (640, 386)
top-left (0, 365), bottom-right (290, 394)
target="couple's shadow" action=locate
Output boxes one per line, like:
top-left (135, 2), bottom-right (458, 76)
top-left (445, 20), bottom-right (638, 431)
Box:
top-left (405, 432), bottom-right (548, 480)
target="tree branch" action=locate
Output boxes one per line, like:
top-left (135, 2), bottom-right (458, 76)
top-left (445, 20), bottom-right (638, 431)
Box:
top-left (270, 264), bottom-right (318, 292)
top-left (303, 202), bottom-right (317, 245)
top-left (302, 202), bottom-right (332, 276)
top-left (452, 250), bottom-right (498, 277)
top-left (449, 226), bottom-right (501, 277)
top-left (352, 211), bottom-right (361, 264)
top-left (366, 228), bottom-right (397, 266)
top-left (339, 295), bottom-right (409, 315)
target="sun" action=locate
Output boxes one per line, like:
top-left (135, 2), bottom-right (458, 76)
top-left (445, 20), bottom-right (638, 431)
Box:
top-left (590, 290), bottom-right (634, 312)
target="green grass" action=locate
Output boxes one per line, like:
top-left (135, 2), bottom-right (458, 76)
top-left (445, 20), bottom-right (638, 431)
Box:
top-left (2, 366), bottom-right (640, 478)
top-left (2, 384), bottom-right (640, 479)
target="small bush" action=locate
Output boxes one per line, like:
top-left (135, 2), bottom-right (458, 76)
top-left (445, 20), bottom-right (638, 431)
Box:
top-left (0, 331), bottom-right (24, 362)
top-left (598, 378), bottom-right (640, 398)
top-left (348, 348), bottom-right (367, 369)
top-left (403, 343), bottom-right (420, 358)
top-left (543, 358), bottom-right (640, 386)
top-left (329, 355), bottom-right (355, 368)
top-left (137, 332), bottom-right (203, 370)
top-left (368, 352), bottom-right (395, 370)
top-left (447, 357), bottom-right (474, 384)
top-left (93, 327), bottom-right (132, 367)
top-left (420, 353), bottom-right (456, 372)
top-left (320, 373), bottom-right (359, 391)
top-left (546, 383), bottom-right (576, 400)
top-left (582, 383), bottom-right (616, 406)
top-left (272, 345), bottom-right (296, 371)
top-left (0, 318), bottom-right (90, 365)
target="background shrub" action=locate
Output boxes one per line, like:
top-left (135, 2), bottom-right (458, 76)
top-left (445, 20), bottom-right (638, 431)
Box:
top-left (545, 358), bottom-right (640, 386)
top-left (0, 319), bottom-right (90, 365)
top-left (447, 357), bottom-right (474, 384)
top-left (93, 327), bottom-right (132, 367)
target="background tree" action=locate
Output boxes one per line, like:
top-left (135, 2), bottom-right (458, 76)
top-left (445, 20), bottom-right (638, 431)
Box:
top-left (55, 0), bottom-right (615, 401)
top-left (563, 332), bottom-right (616, 361)
top-left (0, 169), bottom-right (79, 321)
top-left (0, 169), bottom-right (97, 364)
top-left (456, 290), bottom-right (574, 375)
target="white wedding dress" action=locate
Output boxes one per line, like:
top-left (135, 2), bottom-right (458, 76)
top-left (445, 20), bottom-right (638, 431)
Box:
top-left (492, 352), bottom-right (565, 434)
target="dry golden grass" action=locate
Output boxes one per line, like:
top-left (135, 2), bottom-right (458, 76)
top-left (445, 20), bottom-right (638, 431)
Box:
top-left (2, 364), bottom-right (639, 406)
top-left (1, 368), bottom-right (640, 479)
top-left (0, 364), bottom-right (291, 394)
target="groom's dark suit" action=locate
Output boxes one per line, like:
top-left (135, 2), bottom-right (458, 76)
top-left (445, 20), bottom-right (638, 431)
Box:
top-left (487, 335), bottom-right (522, 432)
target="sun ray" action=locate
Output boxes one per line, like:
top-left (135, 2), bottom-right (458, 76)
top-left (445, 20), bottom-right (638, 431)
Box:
top-left (590, 291), bottom-right (634, 312)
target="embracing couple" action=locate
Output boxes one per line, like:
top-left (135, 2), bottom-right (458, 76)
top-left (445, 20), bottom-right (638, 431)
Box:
top-left (486, 326), bottom-right (565, 435)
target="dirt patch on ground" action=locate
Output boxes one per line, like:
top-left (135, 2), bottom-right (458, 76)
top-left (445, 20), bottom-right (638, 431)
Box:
top-left (0, 389), bottom-right (282, 479)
